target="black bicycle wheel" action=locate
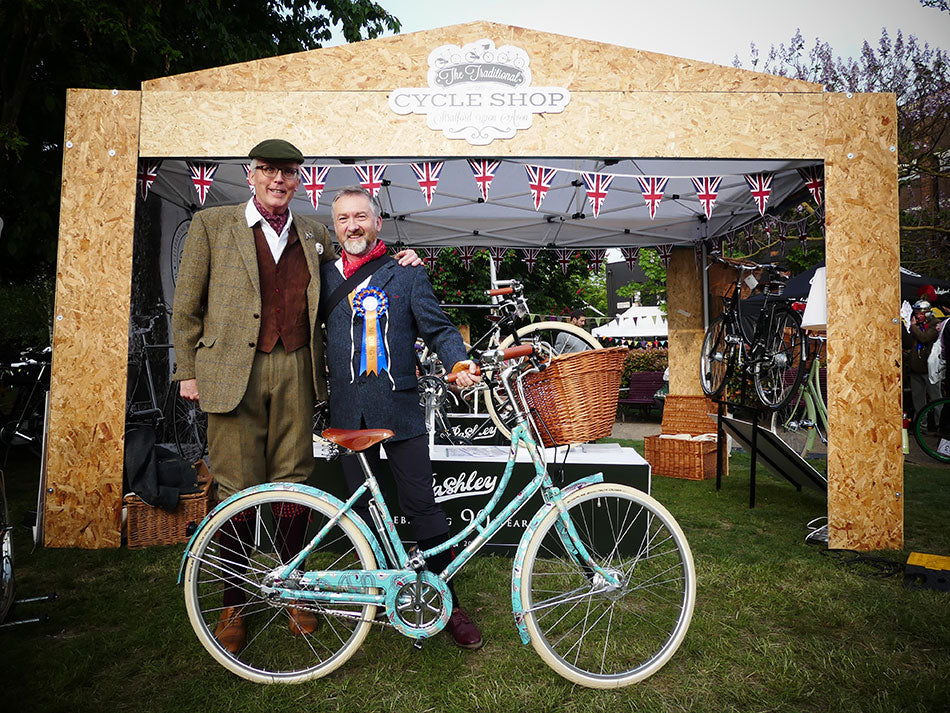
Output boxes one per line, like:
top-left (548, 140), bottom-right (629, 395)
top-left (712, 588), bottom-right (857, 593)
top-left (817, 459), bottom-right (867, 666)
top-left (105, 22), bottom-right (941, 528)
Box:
top-left (700, 315), bottom-right (733, 399)
top-left (753, 305), bottom-right (806, 410)
top-left (0, 470), bottom-right (15, 624)
top-left (173, 393), bottom-right (208, 463)
top-left (911, 397), bottom-right (950, 464)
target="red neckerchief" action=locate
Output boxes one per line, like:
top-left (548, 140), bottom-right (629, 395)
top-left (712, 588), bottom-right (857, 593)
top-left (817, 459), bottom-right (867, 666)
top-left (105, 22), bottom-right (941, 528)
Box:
top-left (342, 240), bottom-right (387, 278)
top-left (253, 197), bottom-right (289, 235)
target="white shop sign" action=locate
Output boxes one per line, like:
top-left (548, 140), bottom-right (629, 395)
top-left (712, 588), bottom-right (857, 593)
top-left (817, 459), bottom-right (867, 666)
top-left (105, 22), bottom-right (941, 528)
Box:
top-left (389, 39), bottom-right (571, 145)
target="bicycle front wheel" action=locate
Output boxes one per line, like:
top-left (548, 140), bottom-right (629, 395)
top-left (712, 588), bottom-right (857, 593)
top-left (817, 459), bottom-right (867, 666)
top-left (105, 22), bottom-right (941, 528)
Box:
top-left (700, 315), bottom-right (732, 399)
top-left (912, 397), bottom-right (950, 464)
top-left (183, 489), bottom-right (378, 684)
top-left (0, 470), bottom-right (15, 624)
top-left (486, 321), bottom-right (601, 439)
top-left (520, 483), bottom-right (695, 688)
top-left (753, 305), bottom-right (806, 410)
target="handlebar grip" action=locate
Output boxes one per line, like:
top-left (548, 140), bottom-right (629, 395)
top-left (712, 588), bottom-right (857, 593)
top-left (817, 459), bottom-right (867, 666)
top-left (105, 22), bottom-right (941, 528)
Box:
top-left (501, 344), bottom-right (535, 360)
top-left (487, 287), bottom-right (514, 296)
top-left (446, 362), bottom-right (481, 383)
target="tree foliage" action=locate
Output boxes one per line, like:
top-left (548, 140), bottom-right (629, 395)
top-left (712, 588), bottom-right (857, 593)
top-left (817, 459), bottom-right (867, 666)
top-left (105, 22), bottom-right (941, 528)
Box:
top-left (0, 0), bottom-right (400, 276)
top-left (732, 18), bottom-right (950, 279)
top-left (424, 249), bottom-right (604, 338)
top-left (616, 249), bottom-right (668, 307)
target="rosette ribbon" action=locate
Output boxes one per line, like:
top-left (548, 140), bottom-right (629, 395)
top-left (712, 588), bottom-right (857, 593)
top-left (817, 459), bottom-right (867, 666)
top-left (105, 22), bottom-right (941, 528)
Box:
top-left (352, 286), bottom-right (389, 375)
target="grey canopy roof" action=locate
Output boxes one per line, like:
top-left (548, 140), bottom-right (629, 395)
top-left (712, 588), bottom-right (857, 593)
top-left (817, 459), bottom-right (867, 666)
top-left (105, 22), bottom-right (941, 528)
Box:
top-left (148, 156), bottom-right (820, 248)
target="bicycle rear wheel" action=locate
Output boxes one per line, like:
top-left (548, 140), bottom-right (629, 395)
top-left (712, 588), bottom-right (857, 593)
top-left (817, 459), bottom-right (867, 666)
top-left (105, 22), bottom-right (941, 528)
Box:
top-left (172, 393), bottom-right (207, 463)
top-left (700, 315), bottom-right (732, 399)
top-left (520, 483), bottom-right (695, 688)
top-left (183, 489), bottom-right (378, 683)
top-left (911, 397), bottom-right (950, 464)
top-left (753, 305), bottom-right (806, 410)
top-left (486, 321), bottom-right (601, 439)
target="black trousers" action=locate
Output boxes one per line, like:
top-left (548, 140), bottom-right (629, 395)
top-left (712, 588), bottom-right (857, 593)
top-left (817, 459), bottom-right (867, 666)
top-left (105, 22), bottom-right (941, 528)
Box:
top-left (340, 434), bottom-right (449, 542)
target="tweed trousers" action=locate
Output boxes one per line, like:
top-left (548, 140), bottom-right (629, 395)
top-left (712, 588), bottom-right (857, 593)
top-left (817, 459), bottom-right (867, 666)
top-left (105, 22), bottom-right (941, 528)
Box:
top-left (207, 344), bottom-right (315, 499)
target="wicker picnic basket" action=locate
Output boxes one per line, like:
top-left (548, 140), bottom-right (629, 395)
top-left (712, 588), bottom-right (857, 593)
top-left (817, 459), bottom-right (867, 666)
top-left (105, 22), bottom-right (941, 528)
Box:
top-left (522, 347), bottom-right (627, 447)
top-left (124, 460), bottom-right (214, 549)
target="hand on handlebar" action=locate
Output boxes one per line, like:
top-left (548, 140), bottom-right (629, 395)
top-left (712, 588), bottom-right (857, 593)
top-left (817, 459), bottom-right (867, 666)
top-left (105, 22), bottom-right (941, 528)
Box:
top-left (449, 360), bottom-right (481, 388)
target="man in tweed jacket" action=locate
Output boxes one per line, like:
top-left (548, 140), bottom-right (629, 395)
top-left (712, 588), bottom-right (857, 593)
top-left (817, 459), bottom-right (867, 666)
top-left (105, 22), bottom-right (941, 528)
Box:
top-left (171, 140), bottom-right (417, 654)
top-left (323, 186), bottom-right (484, 650)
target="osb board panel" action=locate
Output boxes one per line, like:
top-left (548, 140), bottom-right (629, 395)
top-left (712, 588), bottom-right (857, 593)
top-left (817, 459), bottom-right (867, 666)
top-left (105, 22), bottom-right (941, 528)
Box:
top-left (143, 22), bottom-right (819, 94)
top-left (666, 247), bottom-right (705, 396)
top-left (138, 90), bottom-right (826, 159)
top-left (45, 89), bottom-right (140, 548)
top-left (823, 92), bottom-right (902, 551)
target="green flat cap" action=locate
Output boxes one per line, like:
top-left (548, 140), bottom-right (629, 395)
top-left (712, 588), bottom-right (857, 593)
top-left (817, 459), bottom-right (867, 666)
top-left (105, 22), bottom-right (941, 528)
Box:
top-left (248, 139), bottom-right (304, 162)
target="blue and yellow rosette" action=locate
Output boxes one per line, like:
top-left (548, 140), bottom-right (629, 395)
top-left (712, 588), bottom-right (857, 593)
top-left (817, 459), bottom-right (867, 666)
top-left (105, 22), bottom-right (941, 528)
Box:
top-left (353, 286), bottom-right (389, 375)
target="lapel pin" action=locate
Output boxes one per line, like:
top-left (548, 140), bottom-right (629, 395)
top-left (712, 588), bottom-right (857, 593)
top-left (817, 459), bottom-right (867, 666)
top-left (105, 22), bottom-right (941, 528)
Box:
top-left (315, 241), bottom-right (323, 255)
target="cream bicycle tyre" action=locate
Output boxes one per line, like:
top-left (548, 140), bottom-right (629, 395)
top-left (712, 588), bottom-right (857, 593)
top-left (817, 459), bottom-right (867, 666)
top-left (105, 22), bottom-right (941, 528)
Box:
top-left (485, 321), bottom-right (601, 439)
top-left (519, 483), bottom-right (695, 688)
top-left (183, 488), bottom-right (378, 684)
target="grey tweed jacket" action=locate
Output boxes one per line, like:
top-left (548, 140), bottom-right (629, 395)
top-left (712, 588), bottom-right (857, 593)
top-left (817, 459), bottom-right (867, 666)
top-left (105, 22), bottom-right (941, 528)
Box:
top-left (171, 203), bottom-right (335, 413)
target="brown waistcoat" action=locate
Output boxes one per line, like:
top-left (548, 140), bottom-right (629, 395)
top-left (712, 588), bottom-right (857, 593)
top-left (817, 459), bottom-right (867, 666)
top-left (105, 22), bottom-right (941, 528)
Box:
top-left (253, 223), bottom-right (311, 353)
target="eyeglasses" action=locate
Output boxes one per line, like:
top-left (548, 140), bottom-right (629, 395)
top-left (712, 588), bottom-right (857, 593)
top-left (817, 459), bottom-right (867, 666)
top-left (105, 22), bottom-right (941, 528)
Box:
top-left (255, 165), bottom-right (300, 180)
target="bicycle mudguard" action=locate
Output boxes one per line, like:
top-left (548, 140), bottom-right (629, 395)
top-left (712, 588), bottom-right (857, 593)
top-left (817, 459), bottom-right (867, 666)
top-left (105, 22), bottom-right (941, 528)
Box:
top-left (177, 482), bottom-right (385, 584)
top-left (510, 473), bottom-right (605, 645)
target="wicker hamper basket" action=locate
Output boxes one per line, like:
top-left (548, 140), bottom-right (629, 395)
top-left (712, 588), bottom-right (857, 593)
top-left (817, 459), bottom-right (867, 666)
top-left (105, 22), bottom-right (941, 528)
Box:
top-left (644, 435), bottom-right (718, 480)
top-left (522, 347), bottom-right (627, 447)
top-left (124, 460), bottom-right (213, 549)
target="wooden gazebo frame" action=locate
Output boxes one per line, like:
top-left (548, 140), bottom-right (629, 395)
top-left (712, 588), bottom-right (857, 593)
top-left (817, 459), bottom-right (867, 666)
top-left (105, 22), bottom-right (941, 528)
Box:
top-left (47, 22), bottom-right (901, 550)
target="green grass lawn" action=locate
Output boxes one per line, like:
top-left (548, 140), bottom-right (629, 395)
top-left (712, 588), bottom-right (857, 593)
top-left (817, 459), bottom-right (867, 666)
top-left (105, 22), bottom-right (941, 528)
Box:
top-left (2, 442), bottom-right (948, 713)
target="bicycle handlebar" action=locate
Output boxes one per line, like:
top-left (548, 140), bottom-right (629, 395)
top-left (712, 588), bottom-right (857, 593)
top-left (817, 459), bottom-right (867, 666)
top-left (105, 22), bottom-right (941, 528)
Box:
top-left (444, 344), bottom-right (536, 383)
top-left (487, 286), bottom-right (514, 296)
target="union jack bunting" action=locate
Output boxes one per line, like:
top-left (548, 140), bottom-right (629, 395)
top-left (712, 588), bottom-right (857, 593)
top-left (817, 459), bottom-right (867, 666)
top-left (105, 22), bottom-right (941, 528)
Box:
top-left (300, 166), bottom-right (331, 209)
top-left (620, 246), bottom-right (640, 270)
top-left (243, 164), bottom-right (255, 195)
top-left (723, 230), bottom-right (736, 250)
top-left (690, 176), bottom-right (722, 219)
top-left (743, 224), bottom-right (757, 250)
top-left (136, 159), bottom-right (161, 200)
top-left (488, 246), bottom-right (508, 270)
top-left (354, 164), bottom-right (387, 197)
top-left (581, 172), bottom-right (614, 218)
top-left (187, 162), bottom-right (217, 206)
top-left (555, 248), bottom-right (575, 275)
top-left (636, 176), bottom-right (669, 220)
top-left (522, 247), bottom-right (542, 273)
top-left (457, 245), bottom-right (479, 270)
top-left (587, 249), bottom-right (607, 274)
top-left (410, 161), bottom-right (444, 206)
top-left (797, 166), bottom-right (824, 206)
top-left (468, 159), bottom-right (500, 201)
top-left (420, 247), bottom-right (442, 268)
top-left (655, 244), bottom-right (674, 268)
top-left (744, 173), bottom-right (773, 216)
top-left (799, 233), bottom-right (809, 252)
top-left (524, 165), bottom-right (557, 210)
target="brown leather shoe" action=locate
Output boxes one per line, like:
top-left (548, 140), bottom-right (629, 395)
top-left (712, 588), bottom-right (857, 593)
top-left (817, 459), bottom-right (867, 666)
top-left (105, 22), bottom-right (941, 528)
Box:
top-left (214, 606), bottom-right (246, 654)
top-left (288, 606), bottom-right (319, 636)
top-left (446, 608), bottom-right (483, 650)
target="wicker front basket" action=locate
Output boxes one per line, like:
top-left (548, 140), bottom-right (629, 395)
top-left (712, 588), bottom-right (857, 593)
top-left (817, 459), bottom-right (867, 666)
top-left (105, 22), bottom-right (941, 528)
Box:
top-left (124, 460), bottom-right (213, 549)
top-left (522, 347), bottom-right (627, 447)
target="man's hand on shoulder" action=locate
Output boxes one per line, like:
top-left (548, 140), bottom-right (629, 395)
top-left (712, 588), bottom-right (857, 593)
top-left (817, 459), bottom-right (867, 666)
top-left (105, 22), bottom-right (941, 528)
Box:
top-left (394, 248), bottom-right (423, 267)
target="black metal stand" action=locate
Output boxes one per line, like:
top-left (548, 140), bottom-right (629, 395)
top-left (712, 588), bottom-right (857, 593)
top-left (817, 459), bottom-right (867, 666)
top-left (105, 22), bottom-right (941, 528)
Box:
top-left (712, 372), bottom-right (773, 508)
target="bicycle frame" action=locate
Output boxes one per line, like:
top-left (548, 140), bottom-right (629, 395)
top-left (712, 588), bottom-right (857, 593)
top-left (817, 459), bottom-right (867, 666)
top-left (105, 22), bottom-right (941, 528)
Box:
top-left (777, 337), bottom-right (828, 453)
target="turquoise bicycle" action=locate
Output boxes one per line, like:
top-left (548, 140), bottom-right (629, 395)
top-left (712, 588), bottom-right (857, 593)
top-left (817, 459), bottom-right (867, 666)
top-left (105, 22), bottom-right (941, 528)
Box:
top-left (179, 346), bottom-right (695, 688)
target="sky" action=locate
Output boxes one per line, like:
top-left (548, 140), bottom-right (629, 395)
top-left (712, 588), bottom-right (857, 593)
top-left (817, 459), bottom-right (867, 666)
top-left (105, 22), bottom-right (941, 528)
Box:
top-left (332, 0), bottom-right (950, 68)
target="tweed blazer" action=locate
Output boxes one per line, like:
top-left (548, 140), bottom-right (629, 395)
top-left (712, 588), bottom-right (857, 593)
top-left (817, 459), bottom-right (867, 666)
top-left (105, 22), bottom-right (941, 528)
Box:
top-left (171, 204), bottom-right (335, 413)
top-left (321, 258), bottom-right (468, 441)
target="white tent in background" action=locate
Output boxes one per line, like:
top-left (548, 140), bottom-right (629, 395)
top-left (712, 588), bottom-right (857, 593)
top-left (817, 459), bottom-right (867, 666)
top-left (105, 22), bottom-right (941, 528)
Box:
top-left (592, 305), bottom-right (668, 339)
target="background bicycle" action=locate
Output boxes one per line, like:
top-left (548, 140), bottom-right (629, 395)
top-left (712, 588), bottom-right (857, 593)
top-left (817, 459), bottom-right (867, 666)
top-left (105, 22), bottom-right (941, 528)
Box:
top-left (911, 395), bottom-right (950, 463)
top-left (126, 307), bottom-right (207, 463)
top-left (770, 334), bottom-right (828, 459)
top-left (0, 346), bottom-right (51, 457)
top-left (700, 254), bottom-right (806, 411)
